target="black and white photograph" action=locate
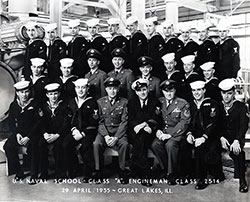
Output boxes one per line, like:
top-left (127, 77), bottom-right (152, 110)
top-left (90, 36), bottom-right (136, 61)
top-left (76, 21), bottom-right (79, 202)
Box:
top-left (0, 0), bottom-right (250, 201)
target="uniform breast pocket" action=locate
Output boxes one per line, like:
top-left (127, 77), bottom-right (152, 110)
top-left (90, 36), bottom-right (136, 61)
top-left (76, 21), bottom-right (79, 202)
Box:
top-left (170, 111), bottom-right (181, 119)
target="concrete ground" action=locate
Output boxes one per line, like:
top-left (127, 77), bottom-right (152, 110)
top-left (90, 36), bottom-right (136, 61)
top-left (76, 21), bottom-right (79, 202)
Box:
top-left (0, 161), bottom-right (249, 202)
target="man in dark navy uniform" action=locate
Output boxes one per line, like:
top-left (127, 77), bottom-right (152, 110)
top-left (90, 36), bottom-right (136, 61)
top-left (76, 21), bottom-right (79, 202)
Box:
top-left (215, 21), bottom-right (240, 80)
top-left (181, 55), bottom-right (201, 103)
top-left (93, 77), bottom-right (129, 184)
top-left (108, 48), bottom-right (135, 100)
top-left (39, 83), bottom-right (71, 180)
top-left (67, 19), bottom-right (89, 77)
top-left (55, 58), bottom-right (78, 102)
top-left (218, 78), bottom-right (249, 193)
top-left (86, 18), bottom-right (109, 71)
top-left (45, 23), bottom-right (67, 81)
top-left (4, 80), bottom-right (42, 183)
top-left (200, 61), bottom-right (221, 102)
top-left (28, 58), bottom-right (49, 107)
top-left (161, 19), bottom-right (184, 72)
top-left (195, 23), bottom-right (216, 76)
top-left (62, 78), bottom-right (99, 181)
top-left (107, 18), bottom-right (129, 72)
top-left (126, 16), bottom-right (148, 76)
top-left (179, 80), bottom-right (223, 190)
top-left (84, 49), bottom-right (107, 100)
top-left (137, 56), bottom-right (161, 98)
top-left (23, 21), bottom-right (47, 79)
top-left (179, 24), bottom-right (199, 58)
top-left (128, 78), bottom-right (161, 187)
top-left (145, 16), bottom-right (165, 81)
top-left (161, 53), bottom-right (185, 98)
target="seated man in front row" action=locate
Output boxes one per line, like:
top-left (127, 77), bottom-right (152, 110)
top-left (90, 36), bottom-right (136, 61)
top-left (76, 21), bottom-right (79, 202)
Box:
top-left (151, 79), bottom-right (191, 185)
top-left (128, 78), bottom-right (161, 187)
top-left (218, 78), bottom-right (249, 193)
top-left (4, 80), bottom-right (41, 183)
top-left (93, 77), bottom-right (129, 184)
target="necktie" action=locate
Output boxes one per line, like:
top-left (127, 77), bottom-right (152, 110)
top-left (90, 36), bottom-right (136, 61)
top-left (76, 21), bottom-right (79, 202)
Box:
top-left (142, 100), bottom-right (146, 109)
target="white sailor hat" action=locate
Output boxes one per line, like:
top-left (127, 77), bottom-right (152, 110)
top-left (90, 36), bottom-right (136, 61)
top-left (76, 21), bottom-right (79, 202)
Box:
top-left (161, 19), bottom-right (173, 28)
top-left (44, 83), bottom-right (60, 92)
top-left (217, 19), bottom-right (230, 31)
top-left (131, 78), bottom-right (149, 91)
top-left (181, 55), bottom-right (195, 64)
top-left (126, 16), bottom-right (138, 25)
top-left (196, 23), bottom-right (210, 32)
top-left (86, 18), bottom-right (100, 27)
top-left (60, 58), bottom-right (74, 67)
top-left (200, 62), bottom-right (215, 71)
top-left (190, 80), bottom-right (206, 90)
top-left (25, 21), bottom-right (38, 29)
top-left (179, 24), bottom-right (191, 32)
top-left (45, 23), bottom-right (57, 32)
top-left (107, 18), bottom-right (120, 25)
top-left (14, 80), bottom-right (30, 91)
top-left (162, 53), bottom-right (175, 63)
top-left (73, 78), bottom-right (89, 87)
top-left (68, 19), bottom-right (80, 28)
top-left (218, 78), bottom-right (235, 91)
top-left (145, 16), bottom-right (158, 25)
top-left (30, 58), bottom-right (45, 67)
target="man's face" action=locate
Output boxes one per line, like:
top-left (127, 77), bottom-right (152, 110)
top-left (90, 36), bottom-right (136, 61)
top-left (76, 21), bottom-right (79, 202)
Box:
top-left (88, 58), bottom-right (100, 69)
top-left (198, 29), bottom-right (208, 41)
top-left (203, 69), bottom-right (214, 80)
top-left (16, 89), bottom-right (30, 103)
top-left (27, 27), bottom-right (38, 40)
top-left (46, 91), bottom-right (60, 103)
top-left (127, 23), bottom-right (137, 35)
top-left (46, 29), bottom-right (57, 41)
top-left (60, 66), bottom-right (73, 77)
top-left (163, 26), bottom-right (173, 37)
top-left (31, 65), bottom-right (44, 77)
top-left (69, 26), bottom-right (80, 36)
top-left (75, 85), bottom-right (88, 99)
top-left (106, 86), bottom-right (119, 99)
top-left (221, 89), bottom-right (235, 104)
top-left (218, 30), bottom-right (229, 41)
top-left (139, 65), bottom-right (152, 77)
top-left (146, 23), bottom-right (156, 36)
top-left (181, 31), bottom-right (190, 41)
top-left (109, 24), bottom-right (119, 35)
top-left (164, 60), bottom-right (176, 72)
top-left (88, 26), bottom-right (98, 36)
top-left (162, 88), bottom-right (176, 101)
top-left (183, 63), bottom-right (194, 74)
top-left (135, 86), bottom-right (149, 100)
top-left (192, 88), bottom-right (205, 101)
top-left (112, 57), bottom-right (124, 69)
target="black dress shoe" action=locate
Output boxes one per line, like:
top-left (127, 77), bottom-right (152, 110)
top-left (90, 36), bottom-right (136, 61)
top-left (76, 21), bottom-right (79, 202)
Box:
top-left (167, 173), bottom-right (177, 185)
top-left (82, 176), bottom-right (91, 183)
top-left (179, 175), bottom-right (191, 186)
top-left (195, 179), bottom-right (208, 190)
top-left (93, 170), bottom-right (103, 184)
top-left (239, 178), bottom-right (248, 193)
top-left (14, 172), bottom-right (25, 181)
top-left (28, 176), bottom-right (38, 185)
top-left (141, 178), bottom-right (152, 187)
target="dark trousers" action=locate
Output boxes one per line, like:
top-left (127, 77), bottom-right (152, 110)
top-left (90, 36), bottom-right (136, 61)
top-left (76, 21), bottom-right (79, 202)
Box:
top-left (39, 136), bottom-right (64, 177)
top-left (62, 130), bottom-right (96, 177)
top-left (151, 138), bottom-right (180, 173)
top-left (93, 134), bottom-right (129, 171)
top-left (129, 130), bottom-right (155, 177)
top-left (229, 150), bottom-right (246, 179)
top-left (4, 134), bottom-right (39, 177)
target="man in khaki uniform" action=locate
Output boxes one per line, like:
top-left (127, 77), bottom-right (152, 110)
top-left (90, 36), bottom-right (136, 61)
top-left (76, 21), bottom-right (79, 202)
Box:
top-left (151, 80), bottom-right (191, 185)
top-left (93, 77), bottom-right (129, 184)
